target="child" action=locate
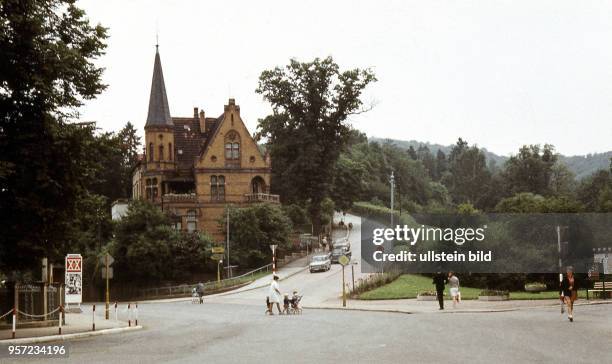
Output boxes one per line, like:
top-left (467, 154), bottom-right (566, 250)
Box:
top-left (265, 296), bottom-right (272, 315)
top-left (283, 293), bottom-right (290, 314)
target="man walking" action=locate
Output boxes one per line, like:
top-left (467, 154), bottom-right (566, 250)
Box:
top-left (196, 282), bottom-right (205, 304)
top-left (432, 272), bottom-right (447, 310)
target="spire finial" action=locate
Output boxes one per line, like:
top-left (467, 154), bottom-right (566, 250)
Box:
top-left (155, 33), bottom-right (159, 51)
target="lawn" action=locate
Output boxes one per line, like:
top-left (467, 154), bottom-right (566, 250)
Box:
top-left (358, 274), bottom-right (589, 300)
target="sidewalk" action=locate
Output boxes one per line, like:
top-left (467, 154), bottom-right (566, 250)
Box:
top-left (0, 303), bottom-right (136, 342)
top-left (306, 297), bottom-right (612, 314)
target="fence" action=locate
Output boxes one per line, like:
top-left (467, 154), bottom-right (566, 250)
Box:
top-left (0, 282), bottom-right (62, 324)
top-left (139, 263), bottom-right (274, 300)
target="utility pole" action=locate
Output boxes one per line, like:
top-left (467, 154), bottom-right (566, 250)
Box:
top-left (390, 171), bottom-right (395, 227)
top-left (105, 253), bottom-right (109, 320)
top-left (226, 207), bottom-right (231, 278)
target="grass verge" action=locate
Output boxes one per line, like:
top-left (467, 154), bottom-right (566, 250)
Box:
top-left (358, 274), bottom-right (589, 300)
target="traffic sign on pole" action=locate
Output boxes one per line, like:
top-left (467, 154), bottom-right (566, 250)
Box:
top-left (211, 254), bottom-right (224, 260)
top-left (212, 247), bottom-right (225, 254)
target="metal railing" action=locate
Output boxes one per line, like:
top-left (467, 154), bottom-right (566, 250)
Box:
top-left (244, 193), bottom-right (280, 203)
top-left (162, 193), bottom-right (197, 203)
top-left (139, 263), bottom-right (274, 299)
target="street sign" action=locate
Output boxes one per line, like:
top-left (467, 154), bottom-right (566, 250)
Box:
top-left (211, 247), bottom-right (225, 254)
top-left (101, 267), bottom-right (114, 279)
top-left (270, 244), bottom-right (277, 254)
top-left (339, 255), bottom-right (350, 266)
top-left (99, 253), bottom-right (114, 266)
top-left (65, 254), bottom-right (83, 304)
top-left (211, 254), bottom-right (224, 260)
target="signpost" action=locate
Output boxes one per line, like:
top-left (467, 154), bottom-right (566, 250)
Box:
top-left (339, 255), bottom-right (350, 307)
top-left (99, 253), bottom-right (115, 319)
top-left (65, 254), bottom-right (83, 309)
top-left (270, 245), bottom-right (278, 274)
top-left (211, 247), bottom-right (225, 282)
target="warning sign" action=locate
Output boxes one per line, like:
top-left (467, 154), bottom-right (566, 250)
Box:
top-left (65, 254), bottom-right (83, 304)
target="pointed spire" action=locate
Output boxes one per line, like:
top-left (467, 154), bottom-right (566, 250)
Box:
top-left (145, 46), bottom-right (172, 127)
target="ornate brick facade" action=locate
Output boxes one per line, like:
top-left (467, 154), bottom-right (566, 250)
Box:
top-left (132, 47), bottom-right (277, 241)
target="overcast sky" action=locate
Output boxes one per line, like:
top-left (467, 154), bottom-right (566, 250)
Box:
top-left (77, 0), bottom-right (612, 156)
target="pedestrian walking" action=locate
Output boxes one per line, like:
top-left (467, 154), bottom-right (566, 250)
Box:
top-left (196, 282), bottom-right (205, 304)
top-left (560, 266), bottom-right (578, 322)
top-left (432, 272), bottom-right (447, 310)
top-left (268, 275), bottom-right (282, 315)
top-left (448, 272), bottom-right (460, 308)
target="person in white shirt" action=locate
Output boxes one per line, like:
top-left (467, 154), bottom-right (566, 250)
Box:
top-left (268, 275), bottom-right (282, 315)
top-left (448, 272), bottom-right (460, 308)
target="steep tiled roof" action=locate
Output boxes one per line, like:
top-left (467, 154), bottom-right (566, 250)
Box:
top-left (145, 48), bottom-right (173, 127)
top-left (172, 114), bottom-right (224, 169)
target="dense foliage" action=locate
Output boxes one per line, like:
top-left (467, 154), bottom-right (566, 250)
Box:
top-left (256, 57), bottom-right (376, 233)
top-left (0, 0), bottom-right (108, 271)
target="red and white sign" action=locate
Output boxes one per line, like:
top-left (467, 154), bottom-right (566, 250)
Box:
top-left (65, 254), bottom-right (83, 304)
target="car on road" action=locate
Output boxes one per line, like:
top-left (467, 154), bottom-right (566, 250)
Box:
top-left (309, 254), bottom-right (331, 273)
top-left (331, 245), bottom-right (351, 263)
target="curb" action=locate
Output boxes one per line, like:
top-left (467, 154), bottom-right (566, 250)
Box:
top-left (215, 265), bottom-right (310, 297)
top-left (303, 299), bottom-right (612, 315)
top-left (0, 326), bottom-right (143, 345)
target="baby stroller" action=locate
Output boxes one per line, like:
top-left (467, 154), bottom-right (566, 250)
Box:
top-left (191, 288), bottom-right (200, 304)
top-left (289, 295), bottom-right (303, 315)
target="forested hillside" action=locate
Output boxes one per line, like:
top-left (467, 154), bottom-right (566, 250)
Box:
top-left (371, 137), bottom-right (611, 180)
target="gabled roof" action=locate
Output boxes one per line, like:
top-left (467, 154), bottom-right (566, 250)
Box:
top-left (172, 114), bottom-right (223, 170)
top-left (145, 47), bottom-right (172, 127)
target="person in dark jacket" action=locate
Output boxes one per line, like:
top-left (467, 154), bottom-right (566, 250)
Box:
top-left (196, 282), bottom-right (205, 304)
top-left (559, 266), bottom-right (578, 322)
top-left (432, 272), bottom-right (447, 310)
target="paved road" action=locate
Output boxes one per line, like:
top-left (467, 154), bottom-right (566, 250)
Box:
top-left (5, 214), bottom-right (612, 363)
top-left (207, 213), bottom-right (369, 307)
top-left (10, 301), bottom-right (612, 363)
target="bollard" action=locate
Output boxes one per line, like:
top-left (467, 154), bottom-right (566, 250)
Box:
top-left (92, 304), bottom-right (96, 331)
top-left (58, 306), bottom-right (63, 335)
top-left (128, 303), bottom-right (131, 327)
top-left (135, 303), bottom-right (139, 326)
top-left (12, 307), bottom-right (16, 339)
top-left (114, 302), bottom-right (118, 322)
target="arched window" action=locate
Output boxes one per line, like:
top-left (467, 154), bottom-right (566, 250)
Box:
top-left (148, 143), bottom-right (154, 162)
top-left (168, 143), bottom-right (172, 161)
top-left (159, 144), bottom-right (164, 161)
top-left (210, 175), bottom-right (225, 201)
top-left (186, 210), bottom-right (197, 232)
top-left (224, 131), bottom-right (241, 167)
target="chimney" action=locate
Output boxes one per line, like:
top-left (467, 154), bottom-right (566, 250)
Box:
top-left (199, 110), bottom-right (206, 133)
top-left (193, 107), bottom-right (198, 119)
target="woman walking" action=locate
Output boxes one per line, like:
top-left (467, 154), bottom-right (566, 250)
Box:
top-left (268, 275), bottom-right (282, 315)
top-left (560, 266), bottom-right (578, 322)
top-left (448, 272), bottom-right (460, 308)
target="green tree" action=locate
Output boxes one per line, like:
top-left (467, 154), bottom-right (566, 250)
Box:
top-left (0, 0), bottom-right (107, 270)
top-left (502, 144), bottom-right (557, 196)
top-left (256, 57), bottom-right (376, 233)
top-left (113, 200), bottom-right (213, 282)
top-left (442, 139), bottom-right (491, 207)
top-left (221, 204), bottom-right (293, 268)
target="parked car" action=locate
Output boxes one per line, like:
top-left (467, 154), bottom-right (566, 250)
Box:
top-left (309, 254), bottom-right (331, 273)
top-left (331, 245), bottom-right (351, 263)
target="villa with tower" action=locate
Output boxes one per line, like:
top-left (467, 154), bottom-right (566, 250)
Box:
top-left (132, 47), bottom-right (278, 241)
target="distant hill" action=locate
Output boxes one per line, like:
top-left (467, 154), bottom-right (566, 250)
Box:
top-left (370, 137), bottom-right (611, 179)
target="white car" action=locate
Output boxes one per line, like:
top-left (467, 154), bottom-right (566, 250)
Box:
top-left (309, 254), bottom-right (331, 273)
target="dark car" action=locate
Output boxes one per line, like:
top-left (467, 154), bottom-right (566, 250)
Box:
top-left (331, 245), bottom-right (351, 263)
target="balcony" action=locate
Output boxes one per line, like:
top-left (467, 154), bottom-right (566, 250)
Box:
top-left (244, 193), bottom-right (280, 203)
top-left (162, 193), bottom-right (197, 204)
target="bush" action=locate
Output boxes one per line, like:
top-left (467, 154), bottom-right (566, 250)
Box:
top-left (350, 269), bottom-right (401, 297)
